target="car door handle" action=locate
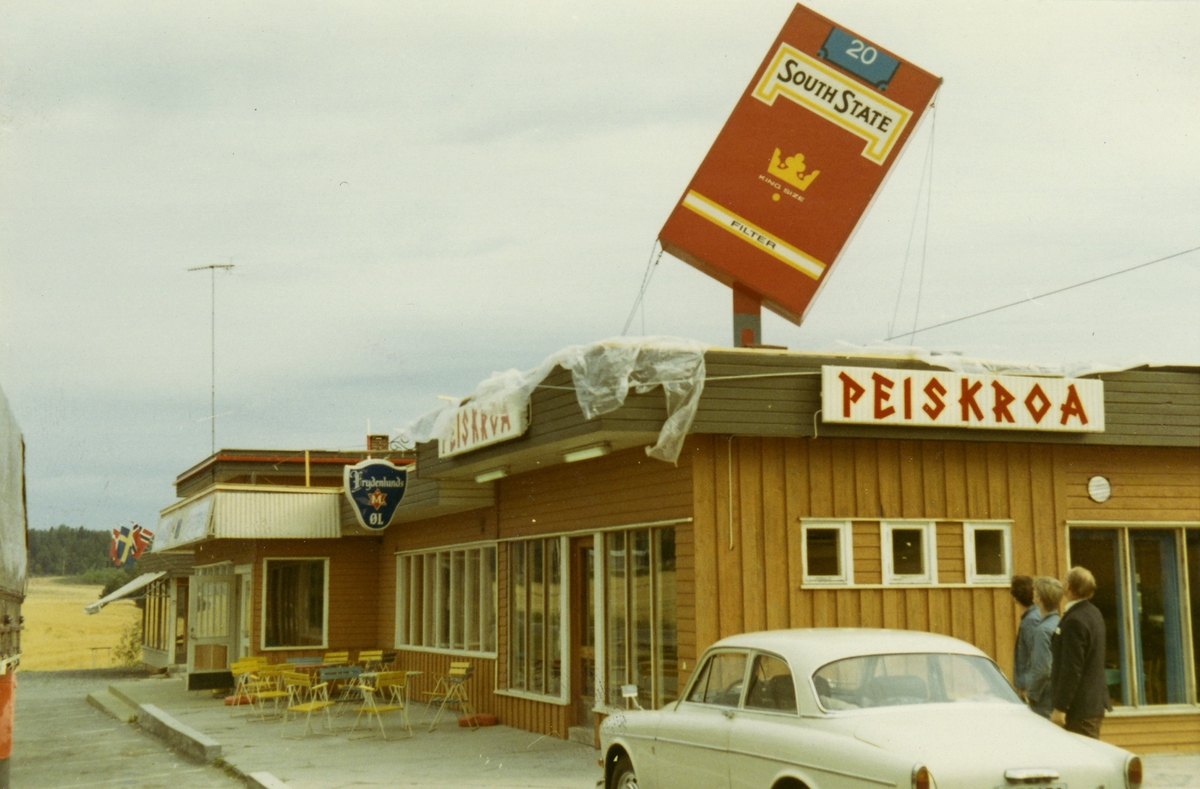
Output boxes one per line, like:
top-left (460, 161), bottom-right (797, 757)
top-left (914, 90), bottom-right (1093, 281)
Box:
top-left (722, 709), bottom-right (736, 720)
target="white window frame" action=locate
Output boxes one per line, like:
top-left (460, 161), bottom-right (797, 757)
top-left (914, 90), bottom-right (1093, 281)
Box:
top-left (881, 521), bottom-right (937, 585)
top-left (964, 521), bottom-right (1013, 584)
top-left (260, 557), bottom-right (329, 651)
top-left (394, 543), bottom-right (497, 658)
top-left (800, 519), bottom-right (854, 585)
top-left (502, 535), bottom-right (570, 704)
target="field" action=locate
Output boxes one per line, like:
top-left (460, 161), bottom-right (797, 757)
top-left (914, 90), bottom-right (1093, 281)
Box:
top-left (20, 577), bottom-right (140, 671)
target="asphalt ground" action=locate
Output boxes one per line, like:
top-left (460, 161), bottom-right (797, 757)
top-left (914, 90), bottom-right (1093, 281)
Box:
top-left (7, 670), bottom-right (1199, 789)
top-left (10, 669), bottom-right (245, 789)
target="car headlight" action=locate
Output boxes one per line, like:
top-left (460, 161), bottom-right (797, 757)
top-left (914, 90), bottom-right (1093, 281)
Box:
top-left (912, 764), bottom-right (931, 789)
top-left (1126, 755), bottom-right (1142, 789)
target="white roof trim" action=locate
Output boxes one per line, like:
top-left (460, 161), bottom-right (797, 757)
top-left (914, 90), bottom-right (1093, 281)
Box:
top-left (154, 487), bottom-right (341, 552)
top-left (84, 571), bottom-right (166, 615)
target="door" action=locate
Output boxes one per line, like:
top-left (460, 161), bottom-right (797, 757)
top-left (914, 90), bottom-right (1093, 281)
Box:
top-left (188, 567), bottom-right (236, 674)
top-left (1130, 531), bottom-right (1186, 704)
top-left (570, 537), bottom-right (597, 733)
top-left (655, 650), bottom-right (746, 789)
top-left (173, 578), bottom-right (189, 666)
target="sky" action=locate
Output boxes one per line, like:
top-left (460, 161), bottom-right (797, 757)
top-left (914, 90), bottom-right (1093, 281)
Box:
top-left (1, 1), bottom-right (1197, 534)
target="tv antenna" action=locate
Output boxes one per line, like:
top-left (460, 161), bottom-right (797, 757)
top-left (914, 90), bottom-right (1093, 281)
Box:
top-left (188, 262), bottom-right (235, 455)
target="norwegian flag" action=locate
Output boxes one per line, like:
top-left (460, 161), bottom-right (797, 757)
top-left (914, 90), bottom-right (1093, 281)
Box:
top-left (110, 521), bottom-right (154, 569)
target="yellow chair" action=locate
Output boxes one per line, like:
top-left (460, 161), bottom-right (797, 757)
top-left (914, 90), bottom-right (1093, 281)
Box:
top-left (228, 658), bottom-right (268, 718)
top-left (322, 650), bottom-right (349, 666)
top-left (357, 649), bottom-right (383, 670)
top-left (249, 663), bottom-right (294, 721)
top-left (281, 671), bottom-right (335, 739)
top-left (350, 676), bottom-right (411, 740)
top-left (425, 663), bottom-right (477, 732)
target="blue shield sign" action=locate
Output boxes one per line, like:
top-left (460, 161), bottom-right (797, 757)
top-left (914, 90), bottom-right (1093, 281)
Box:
top-left (343, 459), bottom-right (408, 531)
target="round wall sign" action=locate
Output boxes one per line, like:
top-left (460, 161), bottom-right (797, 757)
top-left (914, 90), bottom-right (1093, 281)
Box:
top-left (1087, 476), bottom-right (1112, 504)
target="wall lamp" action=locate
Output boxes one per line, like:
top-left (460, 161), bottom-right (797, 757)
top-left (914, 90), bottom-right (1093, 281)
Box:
top-left (474, 467), bottom-right (509, 483)
top-left (563, 443), bottom-right (611, 463)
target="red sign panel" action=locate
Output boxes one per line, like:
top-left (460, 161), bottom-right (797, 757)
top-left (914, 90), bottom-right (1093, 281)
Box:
top-left (659, 4), bottom-right (941, 324)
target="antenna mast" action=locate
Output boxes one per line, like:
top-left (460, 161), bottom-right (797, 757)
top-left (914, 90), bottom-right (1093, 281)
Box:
top-left (187, 262), bottom-right (234, 455)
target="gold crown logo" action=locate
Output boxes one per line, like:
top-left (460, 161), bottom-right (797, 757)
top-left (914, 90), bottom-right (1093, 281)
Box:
top-left (768, 148), bottom-right (820, 191)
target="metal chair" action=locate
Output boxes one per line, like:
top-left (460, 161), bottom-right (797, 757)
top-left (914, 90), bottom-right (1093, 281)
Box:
top-left (281, 671), bottom-right (335, 739)
top-left (350, 673), bottom-right (411, 740)
top-left (425, 663), bottom-right (477, 731)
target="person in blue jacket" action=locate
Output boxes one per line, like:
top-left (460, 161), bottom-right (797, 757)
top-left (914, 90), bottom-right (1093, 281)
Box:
top-left (1010, 575), bottom-right (1041, 699)
top-left (1026, 576), bottom-right (1063, 718)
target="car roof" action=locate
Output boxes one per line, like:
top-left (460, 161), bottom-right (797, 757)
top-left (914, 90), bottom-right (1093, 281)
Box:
top-left (708, 628), bottom-right (990, 676)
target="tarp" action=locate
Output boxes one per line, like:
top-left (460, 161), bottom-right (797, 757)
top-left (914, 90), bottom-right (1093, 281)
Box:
top-left (400, 336), bottom-right (709, 464)
top-left (83, 571), bottom-right (165, 615)
top-left (0, 385), bottom-right (26, 592)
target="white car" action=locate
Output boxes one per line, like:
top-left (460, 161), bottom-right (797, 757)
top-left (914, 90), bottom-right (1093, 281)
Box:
top-left (599, 628), bottom-right (1141, 789)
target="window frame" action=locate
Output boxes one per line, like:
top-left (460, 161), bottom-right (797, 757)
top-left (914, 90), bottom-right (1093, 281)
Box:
top-left (394, 543), bottom-right (497, 658)
top-left (504, 536), bottom-right (569, 703)
top-left (800, 519), bottom-right (854, 586)
top-left (963, 521), bottom-right (1013, 584)
top-left (259, 556), bottom-right (329, 651)
top-left (881, 520), bottom-right (937, 585)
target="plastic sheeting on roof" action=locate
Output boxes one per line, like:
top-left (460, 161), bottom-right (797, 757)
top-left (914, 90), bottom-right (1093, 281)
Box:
top-left (401, 336), bottom-right (710, 464)
top-left (154, 489), bottom-right (341, 552)
top-left (84, 571), bottom-right (165, 615)
top-left (824, 341), bottom-right (1142, 378)
top-left (0, 384), bottom-right (26, 592)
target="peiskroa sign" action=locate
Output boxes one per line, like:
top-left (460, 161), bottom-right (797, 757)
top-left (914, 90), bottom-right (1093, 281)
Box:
top-left (344, 458), bottom-right (408, 531)
top-left (821, 366), bottom-right (1105, 432)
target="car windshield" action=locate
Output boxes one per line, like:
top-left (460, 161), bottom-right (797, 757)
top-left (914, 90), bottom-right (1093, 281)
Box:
top-left (812, 653), bottom-right (1020, 710)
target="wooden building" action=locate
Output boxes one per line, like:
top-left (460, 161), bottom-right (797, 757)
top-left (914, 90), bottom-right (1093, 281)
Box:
top-left (152, 348), bottom-right (1200, 753)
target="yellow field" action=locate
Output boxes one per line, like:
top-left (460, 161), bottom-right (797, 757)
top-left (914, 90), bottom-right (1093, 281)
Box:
top-left (19, 577), bottom-right (140, 671)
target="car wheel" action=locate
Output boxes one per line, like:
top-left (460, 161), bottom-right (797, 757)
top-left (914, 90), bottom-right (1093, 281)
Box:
top-left (611, 755), bottom-right (639, 789)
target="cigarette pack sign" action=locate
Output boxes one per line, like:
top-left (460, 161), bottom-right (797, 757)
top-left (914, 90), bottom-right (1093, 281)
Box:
top-left (821, 366), bottom-right (1105, 433)
top-left (659, 4), bottom-right (942, 324)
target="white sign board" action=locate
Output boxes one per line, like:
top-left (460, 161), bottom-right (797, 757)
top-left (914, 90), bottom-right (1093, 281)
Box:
top-left (821, 366), bottom-right (1104, 432)
top-left (153, 494), bottom-right (214, 551)
top-left (438, 396), bottom-right (529, 458)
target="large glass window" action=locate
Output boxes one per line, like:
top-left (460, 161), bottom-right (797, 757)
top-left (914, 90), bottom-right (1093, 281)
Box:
top-left (263, 558), bottom-right (326, 648)
top-left (606, 527), bottom-right (678, 709)
top-left (142, 577), bottom-right (171, 652)
top-left (508, 538), bottom-right (563, 697)
top-left (396, 545), bottom-right (496, 654)
top-left (1069, 527), bottom-right (1195, 708)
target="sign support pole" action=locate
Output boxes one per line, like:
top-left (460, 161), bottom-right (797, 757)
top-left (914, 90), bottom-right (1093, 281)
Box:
top-left (733, 285), bottom-right (762, 347)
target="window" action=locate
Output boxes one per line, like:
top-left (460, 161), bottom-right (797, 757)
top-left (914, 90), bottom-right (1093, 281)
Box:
top-left (685, 651), bottom-right (748, 707)
top-left (1069, 526), bottom-right (1197, 708)
top-left (142, 577), bottom-right (171, 652)
top-left (508, 537), bottom-right (564, 697)
top-left (744, 653), bottom-right (797, 713)
top-left (881, 521), bottom-right (936, 584)
top-left (964, 522), bottom-right (1012, 583)
top-left (801, 520), bottom-right (853, 585)
top-left (605, 527), bottom-right (678, 709)
top-left (396, 545), bottom-right (496, 654)
top-left (263, 558), bottom-right (327, 649)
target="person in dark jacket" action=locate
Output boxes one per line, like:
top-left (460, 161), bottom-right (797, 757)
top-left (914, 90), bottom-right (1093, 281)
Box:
top-left (1010, 575), bottom-right (1040, 700)
top-left (1050, 566), bottom-right (1109, 738)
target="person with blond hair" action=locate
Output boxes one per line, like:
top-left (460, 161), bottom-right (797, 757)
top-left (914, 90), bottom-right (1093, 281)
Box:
top-left (1050, 566), bottom-right (1109, 737)
top-left (1026, 576), bottom-right (1063, 718)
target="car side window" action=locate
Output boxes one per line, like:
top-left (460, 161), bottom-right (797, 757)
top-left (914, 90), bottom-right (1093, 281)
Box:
top-left (744, 654), bottom-right (797, 713)
top-left (686, 652), bottom-right (748, 707)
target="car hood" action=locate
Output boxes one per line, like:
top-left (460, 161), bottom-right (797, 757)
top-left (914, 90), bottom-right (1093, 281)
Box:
top-left (847, 704), bottom-right (1127, 786)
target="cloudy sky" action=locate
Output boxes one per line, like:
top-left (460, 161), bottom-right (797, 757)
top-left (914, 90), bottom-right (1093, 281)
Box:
top-left (1, 1), bottom-right (1197, 534)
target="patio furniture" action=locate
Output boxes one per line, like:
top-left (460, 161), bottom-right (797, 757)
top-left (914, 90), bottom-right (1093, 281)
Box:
top-left (350, 677), bottom-right (411, 740)
top-left (249, 663), bottom-right (295, 721)
top-left (357, 649), bottom-right (383, 670)
top-left (318, 665), bottom-right (363, 712)
top-left (321, 651), bottom-right (350, 666)
top-left (281, 671), bottom-right (335, 739)
top-left (425, 663), bottom-right (477, 732)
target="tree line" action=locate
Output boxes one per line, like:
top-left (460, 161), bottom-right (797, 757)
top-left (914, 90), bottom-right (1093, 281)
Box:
top-left (28, 525), bottom-right (114, 577)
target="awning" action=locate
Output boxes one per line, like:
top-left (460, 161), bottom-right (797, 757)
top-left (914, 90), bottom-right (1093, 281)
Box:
top-left (84, 571), bottom-right (166, 615)
top-left (154, 487), bottom-right (341, 552)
